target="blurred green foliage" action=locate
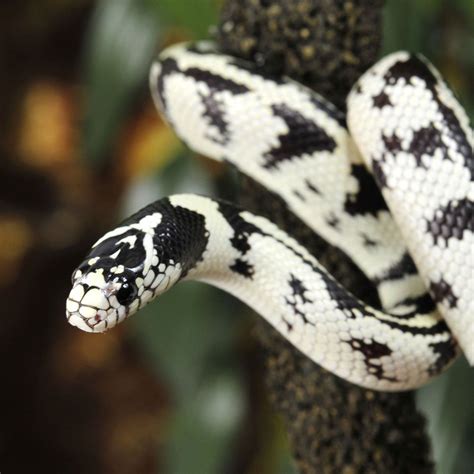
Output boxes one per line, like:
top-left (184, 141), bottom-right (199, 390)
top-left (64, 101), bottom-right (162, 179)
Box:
top-left (80, 0), bottom-right (473, 472)
top-left (82, 0), bottom-right (163, 163)
top-left (145, 0), bottom-right (218, 38)
top-left (133, 282), bottom-right (247, 474)
top-left (384, 0), bottom-right (474, 118)
top-left (81, 0), bottom-right (218, 165)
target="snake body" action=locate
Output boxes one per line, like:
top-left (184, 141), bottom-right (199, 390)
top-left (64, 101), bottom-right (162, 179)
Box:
top-left (66, 42), bottom-right (473, 391)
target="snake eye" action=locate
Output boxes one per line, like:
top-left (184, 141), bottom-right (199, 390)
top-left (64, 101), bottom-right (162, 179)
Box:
top-left (116, 281), bottom-right (137, 305)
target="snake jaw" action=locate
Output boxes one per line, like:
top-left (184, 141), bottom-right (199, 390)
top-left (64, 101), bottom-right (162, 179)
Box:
top-left (66, 301), bottom-right (126, 334)
top-left (65, 275), bottom-right (127, 333)
top-left (67, 311), bottom-right (95, 333)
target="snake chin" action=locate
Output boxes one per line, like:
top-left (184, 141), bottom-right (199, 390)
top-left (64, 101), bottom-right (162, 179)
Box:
top-left (66, 304), bottom-right (128, 333)
top-left (65, 259), bottom-right (144, 332)
top-left (67, 311), bottom-right (97, 333)
top-left (65, 300), bottom-right (112, 332)
top-left (65, 275), bottom-right (132, 333)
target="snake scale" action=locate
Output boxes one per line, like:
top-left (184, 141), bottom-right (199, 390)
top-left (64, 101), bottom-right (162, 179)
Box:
top-left (66, 42), bottom-right (473, 391)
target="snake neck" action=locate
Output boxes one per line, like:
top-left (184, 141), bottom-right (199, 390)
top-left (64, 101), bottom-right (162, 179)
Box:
top-left (168, 194), bottom-right (346, 353)
top-left (168, 194), bottom-right (310, 320)
top-left (167, 194), bottom-right (266, 282)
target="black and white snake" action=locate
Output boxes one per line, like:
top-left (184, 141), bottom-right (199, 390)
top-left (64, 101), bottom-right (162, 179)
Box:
top-left (66, 42), bottom-right (473, 391)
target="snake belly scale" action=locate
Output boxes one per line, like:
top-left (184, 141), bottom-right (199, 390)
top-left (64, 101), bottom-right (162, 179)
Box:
top-left (66, 41), bottom-right (473, 391)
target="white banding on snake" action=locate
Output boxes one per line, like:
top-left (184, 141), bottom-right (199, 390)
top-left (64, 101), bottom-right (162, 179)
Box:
top-left (66, 42), bottom-right (473, 391)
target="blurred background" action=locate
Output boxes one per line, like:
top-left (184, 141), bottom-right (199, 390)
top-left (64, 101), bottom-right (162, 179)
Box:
top-left (0, 0), bottom-right (472, 473)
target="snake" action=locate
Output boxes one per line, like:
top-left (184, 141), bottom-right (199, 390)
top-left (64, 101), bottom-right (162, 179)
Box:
top-left (66, 41), bottom-right (473, 391)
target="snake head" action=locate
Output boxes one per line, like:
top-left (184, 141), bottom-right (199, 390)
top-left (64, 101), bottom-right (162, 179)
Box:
top-left (66, 210), bottom-right (185, 332)
top-left (66, 259), bottom-right (141, 333)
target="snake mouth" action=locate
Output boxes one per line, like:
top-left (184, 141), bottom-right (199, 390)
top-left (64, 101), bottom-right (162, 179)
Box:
top-left (66, 277), bottom-right (127, 333)
top-left (65, 297), bottom-right (124, 333)
top-left (66, 308), bottom-right (121, 333)
top-left (66, 310), bottom-right (97, 333)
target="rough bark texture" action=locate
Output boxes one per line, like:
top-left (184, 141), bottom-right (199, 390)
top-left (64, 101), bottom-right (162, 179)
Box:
top-left (218, 0), bottom-right (384, 109)
top-left (217, 1), bottom-right (434, 472)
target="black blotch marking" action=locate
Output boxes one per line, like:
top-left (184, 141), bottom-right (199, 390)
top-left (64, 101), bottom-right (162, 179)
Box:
top-left (429, 279), bottom-right (458, 308)
top-left (391, 293), bottom-right (436, 319)
top-left (198, 92), bottom-right (230, 145)
top-left (218, 200), bottom-right (449, 338)
top-left (218, 201), bottom-right (262, 255)
top-left (385, 55), bottom-right (438, 87)
top-left (184, 67), bottom-right (250, 94)
top-left (230, 258), bottom-right (255, 279)
top-left (218, 201), bottom-right (264, 276)
top-left (361, 233), bottom-right (379, 248)
top-left (347, 337), bottom-right (398, 382)
top-left (263, 103), bottom-right (337, 170)
top-left (387, 318), bottom-right (450, 336)
top-left (293, 189), bottom-right (306, 201)
top-left (348, 338), bottom-right (392, 358)
top-left (88, 228), bottom-right (146, 270)
top-left (344, 164), bottom-right (388, 216)
top-left (375, 132), bottom-right (401, 186)
top-left (186, 41), bottom-right (286, 84)
top-left (408, 124), bottom-right (449, 167)
top-left (155, 201), bottom-right (209, 277)
top-left (385, 55), bottom-right (473, 178)
top-left (428, 338), bottom-right (458, 376)
top-left (284, 274), bottom-right (314, 326)
top-left (119, 199), bottom-right (209, 278)
top-left (381, 123), bottom-right (457, 172)
top-left (218, 200), bottom-right (370, 322)
top-left (382, 133), bottom-right (403, 153)
top-left (155, 57), bottom-right (180, 112)
top-left (289, 274), bottom-right (312, 304)
top-left (156, 51), bottom-right (249, 132)
top-left (305, 179), bottom-right (321, 195)
top-left (373, 252), bottom-right (419, 284)
top-left (426, 198), bottom-right (473, 245)
top-left (325, 213), bottom-right (340, 230)
top-left (372, 91), bottom-right (392, 109)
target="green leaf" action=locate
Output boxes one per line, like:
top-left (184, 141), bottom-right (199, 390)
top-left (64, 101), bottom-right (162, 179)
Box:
top-left (81, 0), bottom-right (163, 165)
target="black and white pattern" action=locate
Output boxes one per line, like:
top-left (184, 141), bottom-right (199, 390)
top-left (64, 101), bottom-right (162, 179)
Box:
top-left (66, 42), bottom-right (472, 392)
top-left (149, 42), bottom-right (423, 310)
top-left (347, 52), bottom-right (473, 363)
top-left (67, 195), bottom-right (455, 390)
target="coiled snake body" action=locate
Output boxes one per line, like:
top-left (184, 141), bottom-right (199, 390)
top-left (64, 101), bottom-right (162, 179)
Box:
top-left (66, 42), bottom-right (473, 391)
